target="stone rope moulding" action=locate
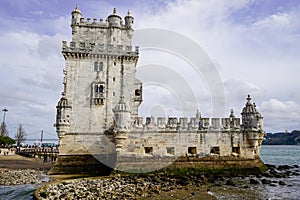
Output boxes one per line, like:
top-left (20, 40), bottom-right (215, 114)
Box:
top-left (50, 6), bottom-right (266, 175)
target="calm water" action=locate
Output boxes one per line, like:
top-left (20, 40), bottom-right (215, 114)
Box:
top-left (261, 145), bottom-right (300, 166)
top-left (0, 145), bottom-right (299, 200)
top-left (259, 145), bottom-right (300, 200)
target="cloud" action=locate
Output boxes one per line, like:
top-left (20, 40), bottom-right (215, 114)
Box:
top-left (0, 0), bottom-right (300, 140)
top-left (0, 29), bottom-right (66, 139)
top-left (260, 99), bottom-right (300, 132)
top-left (253, 13), bottom-right (290, 26)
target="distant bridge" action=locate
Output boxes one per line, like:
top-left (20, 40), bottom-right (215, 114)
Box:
top-left (24, 130), bottom-right (59, 143)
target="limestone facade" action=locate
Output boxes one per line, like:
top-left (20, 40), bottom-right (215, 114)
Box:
top-left (54, 6), bottom-right (265, 173)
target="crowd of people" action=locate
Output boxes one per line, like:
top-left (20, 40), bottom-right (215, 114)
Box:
top-left (0, 148), bottom-right (14, 156)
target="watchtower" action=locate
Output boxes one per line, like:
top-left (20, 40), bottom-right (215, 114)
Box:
top-left (55, 6), bottom-right (142, 137)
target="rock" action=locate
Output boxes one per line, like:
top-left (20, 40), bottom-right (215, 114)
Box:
top-left (292, 172), bottom-right (300, 176)
top-left (265, 164), bottom-right (276, 169)
top-left (249, 178), bottom-right (260, 184)
top-left (225, 180), bottom-right (235, 186)
top-left (261, 179), bottom-right (271, 184)
top-left (39, 190), bottom-right (47, 198)
top-left (277, 165), bottom-right (292, 171)
top-left (278, 181), bottom-right (286, 186)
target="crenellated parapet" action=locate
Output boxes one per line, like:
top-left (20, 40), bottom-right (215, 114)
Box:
top-left (65, 6), bottom-right (139, 60)
top-left (61, 40), bottom-right (139, 59)
top-left (71, 7), bottom-right (134, 30)
top-left (131, 110), bottom-right (241, 133)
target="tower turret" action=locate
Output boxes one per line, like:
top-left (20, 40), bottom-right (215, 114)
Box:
top-left (113, 97), bottom-right (131, 151)
top-left (113, 97), bottom-right (131, 132)
top-left (55, 94), bottom-right (71, 138)
top-left (71, 5), bottom-right (82, 34)
top-left (107, 8), bottom-right (122, 28)
top-left (54, 70), bottom-right (71, 138)
top-left (124, 10), bottom-right (134, 29)
top-left (241, 95), bottom-right (258, 130)
top-left (241, 95), bottom-right (265, 148)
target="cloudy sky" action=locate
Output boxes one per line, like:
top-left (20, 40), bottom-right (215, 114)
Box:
top-left (0, 0), bottom-right (299, 141)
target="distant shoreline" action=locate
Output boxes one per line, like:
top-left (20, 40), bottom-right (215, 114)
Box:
top-left (263, 130), bottom-right (300, 145)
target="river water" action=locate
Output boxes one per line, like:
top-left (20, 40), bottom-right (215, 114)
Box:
top-left (0, 145), bottom-right (299, 200)
top-left (258, 145), bottom-right (300, 200)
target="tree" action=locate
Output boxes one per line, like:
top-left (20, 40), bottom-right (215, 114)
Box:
top-left (15, 124), bottom-right (26, 146)
top-left (0, 121), bottom-right (9, 137)
top-left (0, 136), bottom-right (15, 146)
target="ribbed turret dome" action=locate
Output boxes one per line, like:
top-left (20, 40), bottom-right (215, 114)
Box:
top-left (113, 96), bottom-right (130, 112)
top-left (241, 95), bottom-right (257, 115)
top-left (57, 95), bottom-right (71, 108)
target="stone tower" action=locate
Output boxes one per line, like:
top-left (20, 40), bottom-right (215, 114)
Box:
top-left (57, 6), bottom-right (142, 134)
top-left (51, 6), bottom-right (142, 174)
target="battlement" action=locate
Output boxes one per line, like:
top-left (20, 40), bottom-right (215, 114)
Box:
top-left (71, 6), bottom-right (133, 29)
top-left (61, 40), bottom-right (139, 56)
top-left (74, 17), bottom-right (131, 29)
top-left (131, 115), bottom-right (241, 132)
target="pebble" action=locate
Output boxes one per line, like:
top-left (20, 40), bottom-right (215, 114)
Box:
top-left (35, 164), bottom-right (300, 199)
top-left (0, 169), bottom-right (41, 185)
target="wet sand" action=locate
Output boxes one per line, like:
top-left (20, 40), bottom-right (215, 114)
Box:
top-left (0, 152), bottom-right (52, 171)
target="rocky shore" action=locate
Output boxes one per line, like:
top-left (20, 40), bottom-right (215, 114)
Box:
top-left (0, 169), bottom-right (42, 185)
top-left (35, 164), bottom-right (300, 200)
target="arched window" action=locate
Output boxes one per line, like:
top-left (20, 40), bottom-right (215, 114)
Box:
top-left (95, 84), bottom-right (104, 93)
top-left (99, 62), bottom-right (103, 71)
top-left (94, 62), bottom-right (98, 71)
top-left (94, 62), bottom-right (104, 72)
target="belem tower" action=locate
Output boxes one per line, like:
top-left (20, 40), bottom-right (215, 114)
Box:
top-left (50, 6), bottom-right (266, 174)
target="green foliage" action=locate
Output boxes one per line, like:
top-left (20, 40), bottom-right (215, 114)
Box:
top-left (0, 135), bottom-right (16, 145)
top-left (263, 130), bottom-right (300, 145)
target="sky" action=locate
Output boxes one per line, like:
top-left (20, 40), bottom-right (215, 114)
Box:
top-left (0, 0), bottom-right (299, 141)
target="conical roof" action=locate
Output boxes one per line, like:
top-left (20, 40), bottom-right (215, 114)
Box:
top-left (241, 95), bottom-right (257, 115)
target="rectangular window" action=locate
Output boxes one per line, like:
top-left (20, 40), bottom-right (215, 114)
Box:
top-left (145, 147), bottom-right (153, 154)
top-left (210, 147), bottom-right (220, 155)
top-left (166, 147), bottom-right (175, 155)
top-left (188, 147), bottom-right (197, 155)
top-left (232, 147), bottom-right (240, 154)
